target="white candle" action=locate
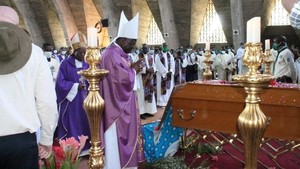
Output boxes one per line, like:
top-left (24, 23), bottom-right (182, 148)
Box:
top-left (265, 39), bottom-right (270, 50)
top-left (87, 27), bottom-right (98, 47)
top-left (246, 17), bottom-right (261, 43)
top-left (205, 42), bottom-right (210, 50)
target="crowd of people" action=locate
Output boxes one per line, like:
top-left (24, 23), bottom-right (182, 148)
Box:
top-left (1, 1), bottom-right (300, 168)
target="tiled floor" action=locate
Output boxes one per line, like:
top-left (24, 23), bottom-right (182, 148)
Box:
top-left (78, 107), bottom-right (165, 169)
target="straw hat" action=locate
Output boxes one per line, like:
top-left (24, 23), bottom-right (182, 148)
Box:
top-left (0, 21), bottom-right (31, 75)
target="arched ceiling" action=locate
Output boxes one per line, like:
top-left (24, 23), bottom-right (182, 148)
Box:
top-left (1, 0), bottom-right (299, 50)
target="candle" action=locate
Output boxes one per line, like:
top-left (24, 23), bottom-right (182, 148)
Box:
top-left (265, 39), bottom-right (270, 50)
top-left (246, 17), bottom-right (261, 43)
top-left (205, 42), bottom-right (210, 50)
top-left (87, 27), bottom-right (98, 47)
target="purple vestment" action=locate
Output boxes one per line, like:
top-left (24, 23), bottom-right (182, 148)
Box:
top-left (99, 43), bottom-right (145, 168)
top-left (55, 56), bottom-right (91, 150)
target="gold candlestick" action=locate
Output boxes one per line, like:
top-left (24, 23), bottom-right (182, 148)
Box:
top-left (203, 50), bottom-right (213, 80)
top-left (233, 43), bottom-right (274, 169)
top-left (263, 49), bottom-right (273, 75)
top-left (78, 47), bottom-right (109, 169)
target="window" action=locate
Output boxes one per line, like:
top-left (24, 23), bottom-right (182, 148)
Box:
top-left (146, 17), bottom-right (165, 45)
top-left (198, 0), bottom-right (227, 43)
top-left (268, 0), bottom-right (290, 26)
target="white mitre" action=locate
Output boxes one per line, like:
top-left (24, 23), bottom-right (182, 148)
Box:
top-left (111, 11), bottom-right (139, 43)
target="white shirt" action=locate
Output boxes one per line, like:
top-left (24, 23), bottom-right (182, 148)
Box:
top-left (273, 48), bottom-right (297, 83)
top-left (0, 44), bottom-right (58, 146)
top-left (48, 57), bottom-right (60, 82)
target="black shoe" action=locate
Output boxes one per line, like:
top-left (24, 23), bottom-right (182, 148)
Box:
top-left (144, 113), bottom-right (154, 117)
top-left (140, 114), bottom-right (147, 119)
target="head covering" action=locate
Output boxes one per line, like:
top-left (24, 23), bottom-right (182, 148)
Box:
top-left (0, 21), bottom-right (32, 75)
top-left (70, 32), bottom-right (87, 51)
top-left (111, 11), bottom-right (139, 43)
top-left (0, 6), bottom-right (19, 25)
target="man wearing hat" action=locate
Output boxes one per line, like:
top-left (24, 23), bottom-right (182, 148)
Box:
top-left (99, 11), bottom-right (145, 169)
top-left (0, 6), bottom-right (58, 169)
top-left (55, 32), bottom-right (91, 154)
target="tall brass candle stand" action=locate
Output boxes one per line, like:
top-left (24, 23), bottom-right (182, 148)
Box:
top-left (233, 43), bottom-right (274, 169)
top-left (203, 50), bottom-right (213, 80)
top-left (262, 49), bottom-right (273, 75)
top-left (78, 47), bottom-right (109, 169)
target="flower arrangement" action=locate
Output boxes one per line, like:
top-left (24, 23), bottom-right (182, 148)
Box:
top-left (40, 135), bottom-right (88, 169)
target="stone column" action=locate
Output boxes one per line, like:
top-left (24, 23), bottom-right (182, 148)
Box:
top-left (230, 0), bottom-right (245, 51)
top-left (51, 0), bottom-right (78, 46)
top-left (45, 0), bottom-right (66, 49)
top-left (158, 0), bottom-right (179, 49)
top-left (14, 0), bottom-right (48, 47)
top-left (132, 0), bottom-right (152, 47)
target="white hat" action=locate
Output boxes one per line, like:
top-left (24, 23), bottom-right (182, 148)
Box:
top-left (115, 11), bottom-right (139, 40)
top-left (0, 6), bottom-right (19, 25)
top-left (70, 32), bottom-right (87, 51)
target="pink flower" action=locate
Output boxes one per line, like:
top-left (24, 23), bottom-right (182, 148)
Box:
top-left (211, 155), bottom-right (219, 161)
top-left (41, 135), bottom-right (88, 169)
top-left (77, 135), bottom-right (89, 160)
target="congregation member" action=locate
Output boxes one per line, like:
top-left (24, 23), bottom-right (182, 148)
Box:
top-left (57, 46), bottom-right (68, 63)
top-left (155, 43), bottom-right (175, 107)
top-left (139, 43), bottom-right (157, 119)
top-left (0, 6), bottom-right (58, 168)
top-left (99, 11), bottom-right (145, 169)
top-left (272, 35), bottom-right (297, 83)
top-left (42, 43), bottom-right (60, 83)
top-left (282, 0), bottom-right (300, 83)
top-left (210, 49), bottom-right (218, 79)
top-left (196, 49), bottom-right (206, 80)
top-left (185, 45), bottom-right (199, 82)
top-left (235, 42), bottom-right (245, 75)
top-left (222, 48), bottom-right (235, 81)
top-left (174, 50), bottom-right (187, 85)
top-left (213, 50), bottom-right (225, 80)
top-left (55, 32), bottom-right (91, 154)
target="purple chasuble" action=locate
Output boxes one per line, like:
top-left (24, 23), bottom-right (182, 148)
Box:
top-left (55, 56), bottom-right (91, 150)
top-left (99, 43), bottom-right (145, 168)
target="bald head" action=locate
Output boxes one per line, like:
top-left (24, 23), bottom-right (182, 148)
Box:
top-left (0, 6), bottom-right (19, 25)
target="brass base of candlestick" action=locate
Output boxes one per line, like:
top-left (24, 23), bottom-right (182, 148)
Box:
top-left (203, 50), bottom-right (213, 80)
top-left (78, 47), bottom-right (109, 169)
top-left (233, 42), bottom-right (274, 169)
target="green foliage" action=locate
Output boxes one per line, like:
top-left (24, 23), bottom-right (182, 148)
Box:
top-left (141, 156), bottom-right (189, 169)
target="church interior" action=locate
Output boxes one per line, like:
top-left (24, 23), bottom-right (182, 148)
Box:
top-left (0, 0), bottom-right (299, 169)
top-left (1, 0), bottom-right (300, 50)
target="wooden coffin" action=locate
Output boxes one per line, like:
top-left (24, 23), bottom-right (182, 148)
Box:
top-left (171, 82), bottom-right (300, 141)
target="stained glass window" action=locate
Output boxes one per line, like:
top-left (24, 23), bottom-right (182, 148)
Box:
top-left (268, 0), bottom-right (290, 26)
top-left (146, 17), bottom-right (165, 45)
top-left (198, 0), bottom-right (227, 43)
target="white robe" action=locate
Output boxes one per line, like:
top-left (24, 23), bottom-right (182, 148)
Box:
top-left (137, 53), bottom-right (157, 115)
top-left (104, 123), bottom-right (137, 169)
top-left (197, 54), bottom-right (206, 80)
top-left (155, 52), bottom-right (175, 107)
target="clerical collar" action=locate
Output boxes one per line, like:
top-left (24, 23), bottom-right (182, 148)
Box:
top-left (75, 59), bottom-right (83, 68)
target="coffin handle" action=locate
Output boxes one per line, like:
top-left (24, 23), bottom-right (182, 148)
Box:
top-left (178, 109), bottom-right (197, 121)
